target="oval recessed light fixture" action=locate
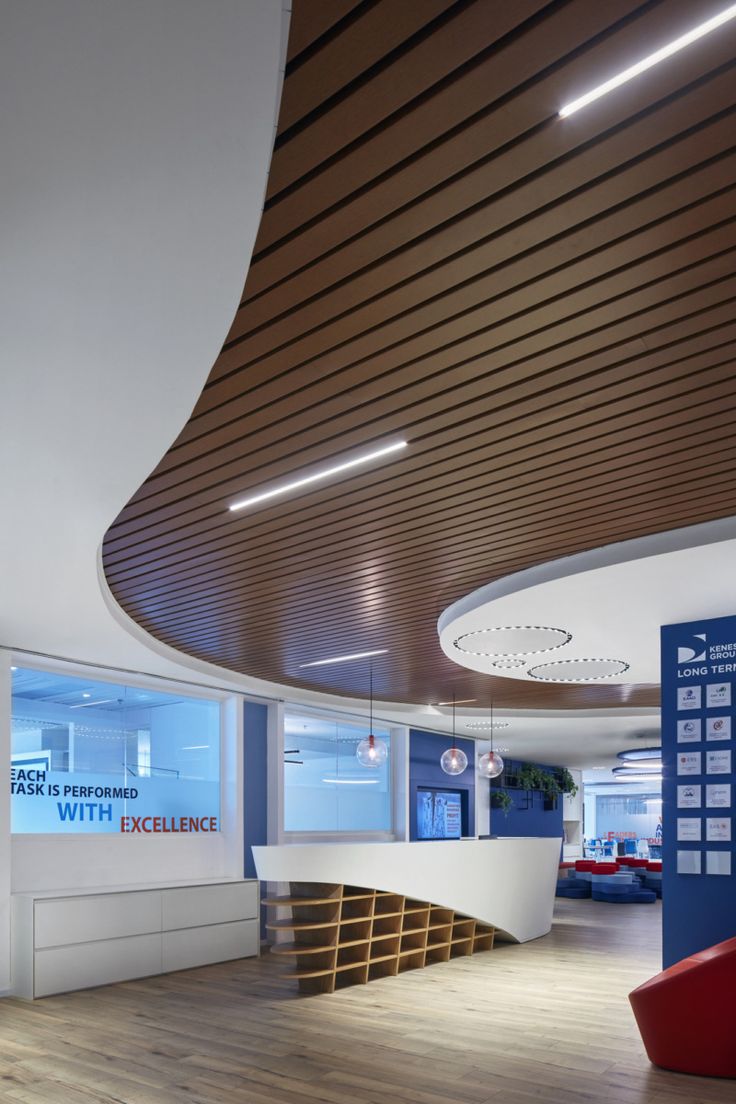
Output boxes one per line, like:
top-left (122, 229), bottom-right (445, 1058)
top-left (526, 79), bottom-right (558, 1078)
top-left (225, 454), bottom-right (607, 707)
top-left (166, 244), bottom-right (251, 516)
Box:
top-left (464, 721), bottom-right (510, 730)
top-left (612, 764), bottom-right (661, 776)
top-left (452, 626), bottom-right (571, 658)
top-left (613, 772), bottom-right (662, 784)
top-left (491, 658), bottom-right (527, 670)
top-left (527, 658), bottom-right (630, 682)
top-left (617, 747), bottom-right (662, 762)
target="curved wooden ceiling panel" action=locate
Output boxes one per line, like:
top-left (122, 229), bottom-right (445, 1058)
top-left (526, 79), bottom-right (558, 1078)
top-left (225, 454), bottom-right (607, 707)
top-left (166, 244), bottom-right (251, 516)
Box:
top-left (103, 0), bottom-right (736, 707)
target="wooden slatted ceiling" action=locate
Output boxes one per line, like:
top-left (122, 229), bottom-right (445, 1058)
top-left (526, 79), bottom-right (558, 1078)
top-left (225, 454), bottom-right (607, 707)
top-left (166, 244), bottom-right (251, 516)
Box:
top-left (102, 0), bottom-right (736, 707)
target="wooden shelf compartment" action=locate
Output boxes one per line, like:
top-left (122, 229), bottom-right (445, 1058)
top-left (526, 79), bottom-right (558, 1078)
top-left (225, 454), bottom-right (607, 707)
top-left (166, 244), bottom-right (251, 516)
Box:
top-left (263, 882), bottom-right (496, 994)
top-left (374, 893), bottom-right (404, 916)
top-left (340, 896), bottom-right (374, 922)
top-left (425, 943), bottom-right (452, 965)
top-left (337, 941), bottom-right (370, 969)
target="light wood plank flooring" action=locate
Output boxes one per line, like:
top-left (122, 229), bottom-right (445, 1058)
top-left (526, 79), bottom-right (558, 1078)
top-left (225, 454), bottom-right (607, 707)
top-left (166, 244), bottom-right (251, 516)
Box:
top-left (0, 898), bottom-right (732, 1104)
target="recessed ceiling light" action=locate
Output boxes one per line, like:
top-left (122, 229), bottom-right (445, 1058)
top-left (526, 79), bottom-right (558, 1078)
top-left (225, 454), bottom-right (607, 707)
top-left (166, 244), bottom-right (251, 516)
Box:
top-left (618, 747), bottom-right (662, 762)
top-left (321, 778), bottom-right (379, 785)
top-left (491, 659), bottom-right (527, 670)
top-left (181, 745), bottom-right (209, 750)
top-left (10, 666), bottom-right (17, 671)
top-left (82, 693), bottom-right (91, 698)
top-left (614, 773), bottom-right (662, 783)
top-left (436, 699), bottom-right (477, 706)
top-left (527, 658), bottom-right (629, 681)
top-left (465, 721), bottom-right (510, 730)
top-left (69, 698), bottom-right (116, 709)
top-left (299, 649), bottom-right (388, 668)
top-left (229, 440), bottom-right (408, 512)
top-left (559, 4), bottom-right (736, 118)
top-left (612, 764), bottom-right (661, 775)
top-left (453, 626), bottom-right (572, 658)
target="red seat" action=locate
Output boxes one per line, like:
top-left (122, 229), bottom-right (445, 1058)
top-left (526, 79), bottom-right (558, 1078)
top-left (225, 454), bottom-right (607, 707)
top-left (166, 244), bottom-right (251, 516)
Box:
top-left (575, 860), bottom-right (596, 872)
top-left (591, 862), bottom-right (619, 874)
top-left (646, 861), bottom-right (662, 872)
top-left (629, 935), bottom-right (736, 1078)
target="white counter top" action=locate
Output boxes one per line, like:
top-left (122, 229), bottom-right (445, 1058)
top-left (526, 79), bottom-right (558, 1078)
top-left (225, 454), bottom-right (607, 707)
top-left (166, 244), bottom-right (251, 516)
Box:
top-left (253, 837), bottom-right (560, 943)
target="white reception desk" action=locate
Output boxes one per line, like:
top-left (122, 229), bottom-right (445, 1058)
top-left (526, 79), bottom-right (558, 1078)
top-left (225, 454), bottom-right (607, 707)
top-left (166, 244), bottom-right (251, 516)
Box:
top-left (253, 837), bottom-right (560, 943)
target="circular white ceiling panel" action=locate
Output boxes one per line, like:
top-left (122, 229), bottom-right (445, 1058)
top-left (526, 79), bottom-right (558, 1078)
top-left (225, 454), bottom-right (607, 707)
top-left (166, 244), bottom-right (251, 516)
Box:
top-left (452, 626), bottom-right (571, 657)
top-left (437, 518), bottom-right (736, 683)
top-left (528, 658), bottom-right (630, 682)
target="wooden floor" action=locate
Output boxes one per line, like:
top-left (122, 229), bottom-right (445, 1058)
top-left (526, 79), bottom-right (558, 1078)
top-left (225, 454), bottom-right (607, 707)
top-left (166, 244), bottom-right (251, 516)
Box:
top-left (0, 898), bottom-right (732, 1104)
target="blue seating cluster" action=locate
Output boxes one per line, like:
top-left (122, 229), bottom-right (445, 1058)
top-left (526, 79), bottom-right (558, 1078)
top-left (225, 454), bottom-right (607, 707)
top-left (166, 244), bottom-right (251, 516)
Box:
top-left (556, 860), bottom-right (658, 904)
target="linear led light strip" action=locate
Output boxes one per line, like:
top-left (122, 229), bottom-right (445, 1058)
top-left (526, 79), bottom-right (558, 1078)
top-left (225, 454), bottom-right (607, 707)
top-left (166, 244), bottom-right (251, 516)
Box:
top-left (559, 3), bottom-right (736, 117)
top-left (229, 440), bottom-right (408, 512)
top-left (299, 648), bottom-right (388, 669)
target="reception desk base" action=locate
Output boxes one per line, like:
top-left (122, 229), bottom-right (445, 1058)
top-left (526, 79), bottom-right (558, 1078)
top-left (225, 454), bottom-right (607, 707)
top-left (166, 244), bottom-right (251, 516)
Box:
top-left (264, 880), bottom-right (495, 994)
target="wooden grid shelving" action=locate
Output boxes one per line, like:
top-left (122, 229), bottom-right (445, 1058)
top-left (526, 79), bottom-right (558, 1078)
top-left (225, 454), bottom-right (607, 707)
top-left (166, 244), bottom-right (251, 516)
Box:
top-left (263, 882), bottom-right (496, 994)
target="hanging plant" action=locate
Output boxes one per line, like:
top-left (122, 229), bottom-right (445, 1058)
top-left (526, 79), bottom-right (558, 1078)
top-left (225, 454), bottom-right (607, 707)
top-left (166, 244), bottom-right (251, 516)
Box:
top-left (491, 790), bottom-right (513, 815)
top-left (557, 767), bottom-right (579, 796)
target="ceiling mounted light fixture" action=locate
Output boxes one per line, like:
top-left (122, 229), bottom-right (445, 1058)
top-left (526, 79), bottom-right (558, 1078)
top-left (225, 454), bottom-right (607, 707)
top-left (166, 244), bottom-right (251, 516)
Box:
top-left (299, 648), bottom-right (388, 668)
top-left (229, 440), bottom-right (408, 512)
top-left (465, 720), bottom-right (510, 730)
top-left (617, 747), bottom-right (662, 762)
top-left (477, 701), bottom-right (505, 780)
top-left (527, 658), bottom-right (630, 681)
top-left (440, 697), bottom-right (468, 776)
top-left (436, 698), bottom-right (477, 706)
top-left (356, 664), bottom-right (388, 768)
top-left (453, 626), bottom-right (571, 658)
top-left (559, 4), bottom-right (736, 118)
top-left (614, 772), bottom-right (663, 784)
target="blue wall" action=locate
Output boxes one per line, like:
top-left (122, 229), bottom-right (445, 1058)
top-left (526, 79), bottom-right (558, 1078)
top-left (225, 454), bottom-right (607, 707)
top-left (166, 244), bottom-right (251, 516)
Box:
top-left (409, 729), bottom-right (475, 840)
top-left (662, 616), bottom-right (736, 968)
top-left (243, 701), bottom-right (268, 879)
top-left (489, 760), bottom-right (564, 839)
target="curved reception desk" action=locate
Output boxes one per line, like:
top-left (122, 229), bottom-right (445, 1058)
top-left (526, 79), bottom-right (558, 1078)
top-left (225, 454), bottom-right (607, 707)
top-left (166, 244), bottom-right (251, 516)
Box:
top-left (253, 838), bottom-right (560, 993)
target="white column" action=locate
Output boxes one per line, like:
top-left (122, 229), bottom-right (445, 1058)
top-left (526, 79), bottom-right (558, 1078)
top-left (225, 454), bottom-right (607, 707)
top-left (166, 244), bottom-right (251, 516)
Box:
top-left (221, 695), bottom-right (244, 878)
top-left (476, 740), bottom-right (491, 837)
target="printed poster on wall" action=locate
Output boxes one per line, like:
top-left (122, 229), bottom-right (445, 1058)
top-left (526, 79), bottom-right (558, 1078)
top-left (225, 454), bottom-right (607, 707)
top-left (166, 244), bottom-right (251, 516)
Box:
top-left (677, 784), bottom-right (701, 808)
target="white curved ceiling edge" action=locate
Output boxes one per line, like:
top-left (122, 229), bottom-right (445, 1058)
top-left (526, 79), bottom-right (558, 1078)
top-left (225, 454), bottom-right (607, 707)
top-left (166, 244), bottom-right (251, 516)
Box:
top-left (438, 517), bottom-right (736, 684)
top-left (0, 0), bottom-right (289, 685)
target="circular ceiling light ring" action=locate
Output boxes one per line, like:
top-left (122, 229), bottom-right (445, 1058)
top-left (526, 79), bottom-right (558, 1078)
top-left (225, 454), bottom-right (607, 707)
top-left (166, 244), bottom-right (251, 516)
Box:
top-left (617, 747), bottom-right (662, 762)
top-left (465, 721), bottom-right (510, 730)
top-left (491, 659), bottom-right (527, 670)
top-left (527, 658), bottom-right (630, 682)
top-left (452, 625), bottom-right (572, 658)
top-left (612, 764), bottom-right (661, 776)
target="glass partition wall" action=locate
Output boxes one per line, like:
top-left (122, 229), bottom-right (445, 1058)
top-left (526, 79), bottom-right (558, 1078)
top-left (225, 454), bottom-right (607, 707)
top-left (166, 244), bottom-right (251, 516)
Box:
top-left (284, 712), bottom-right (392, 833)
top-left (11, 667), bottom-right (220, 834)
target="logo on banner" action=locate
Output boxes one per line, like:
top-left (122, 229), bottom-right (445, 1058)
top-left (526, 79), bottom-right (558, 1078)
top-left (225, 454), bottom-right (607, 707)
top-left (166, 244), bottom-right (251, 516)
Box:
top-left (678, 633), bottom-right (707, 664)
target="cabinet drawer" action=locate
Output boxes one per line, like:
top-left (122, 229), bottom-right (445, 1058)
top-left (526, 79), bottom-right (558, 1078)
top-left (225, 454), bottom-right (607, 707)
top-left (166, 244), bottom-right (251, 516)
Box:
top-left (34, 933), bottom-right (162, 997)
top-left (34, 892), bottom-right (161, 949)
top-left (162, 918), bottom-right (258, 973)
top-left (161, 882), bottom-right (257, 930)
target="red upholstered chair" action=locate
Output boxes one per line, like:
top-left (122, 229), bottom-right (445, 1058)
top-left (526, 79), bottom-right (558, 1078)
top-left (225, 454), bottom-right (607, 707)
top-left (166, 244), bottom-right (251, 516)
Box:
top-left (575, 860), bottom-right (596, 872)
top-left (591, 862), bottom-right (619, 874)
top-left (629, 935), bottom-right (736, 1078)
top-left (646, 861), bottom-right (662, 872)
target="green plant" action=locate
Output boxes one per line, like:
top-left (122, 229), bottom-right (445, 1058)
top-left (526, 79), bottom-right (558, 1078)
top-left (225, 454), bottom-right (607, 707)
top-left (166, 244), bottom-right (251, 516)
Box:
top-left (491, 790), bottom-right (513, 815)
top-left (557, 767), bottom-right (579, 797)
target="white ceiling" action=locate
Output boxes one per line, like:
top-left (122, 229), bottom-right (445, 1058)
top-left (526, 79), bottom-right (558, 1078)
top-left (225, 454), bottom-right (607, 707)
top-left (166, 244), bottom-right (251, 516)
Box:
top-left (439, 517), bottom-right (736, 684)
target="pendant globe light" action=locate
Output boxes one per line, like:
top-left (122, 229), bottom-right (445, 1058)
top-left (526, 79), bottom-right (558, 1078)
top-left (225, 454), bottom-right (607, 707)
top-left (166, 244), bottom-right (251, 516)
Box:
top-left (478, 701), bottom-right (505, 779)
top-left (440, 697), bottom-right (468, 775)
top-left (356, 664), bottom-right (388, 767)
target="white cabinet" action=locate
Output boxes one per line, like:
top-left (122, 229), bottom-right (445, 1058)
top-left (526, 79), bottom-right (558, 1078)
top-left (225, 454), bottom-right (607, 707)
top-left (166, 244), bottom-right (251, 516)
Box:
top-left (12, 880), bottom-right (258, 999)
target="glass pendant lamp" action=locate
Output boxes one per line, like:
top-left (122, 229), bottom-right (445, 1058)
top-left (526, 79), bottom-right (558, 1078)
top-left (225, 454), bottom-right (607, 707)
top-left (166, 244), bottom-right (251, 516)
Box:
top-left (440, 697), bottom-right (468, 775)
top-left (356, 664), bottom-right (388, 767)
top-left (478, 701), bottom-right (504, 779)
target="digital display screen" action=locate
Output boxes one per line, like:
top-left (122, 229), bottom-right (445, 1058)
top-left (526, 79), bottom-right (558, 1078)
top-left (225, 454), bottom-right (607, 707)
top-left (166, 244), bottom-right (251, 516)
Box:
top-left (416, 788), bottom-right (463, 839)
